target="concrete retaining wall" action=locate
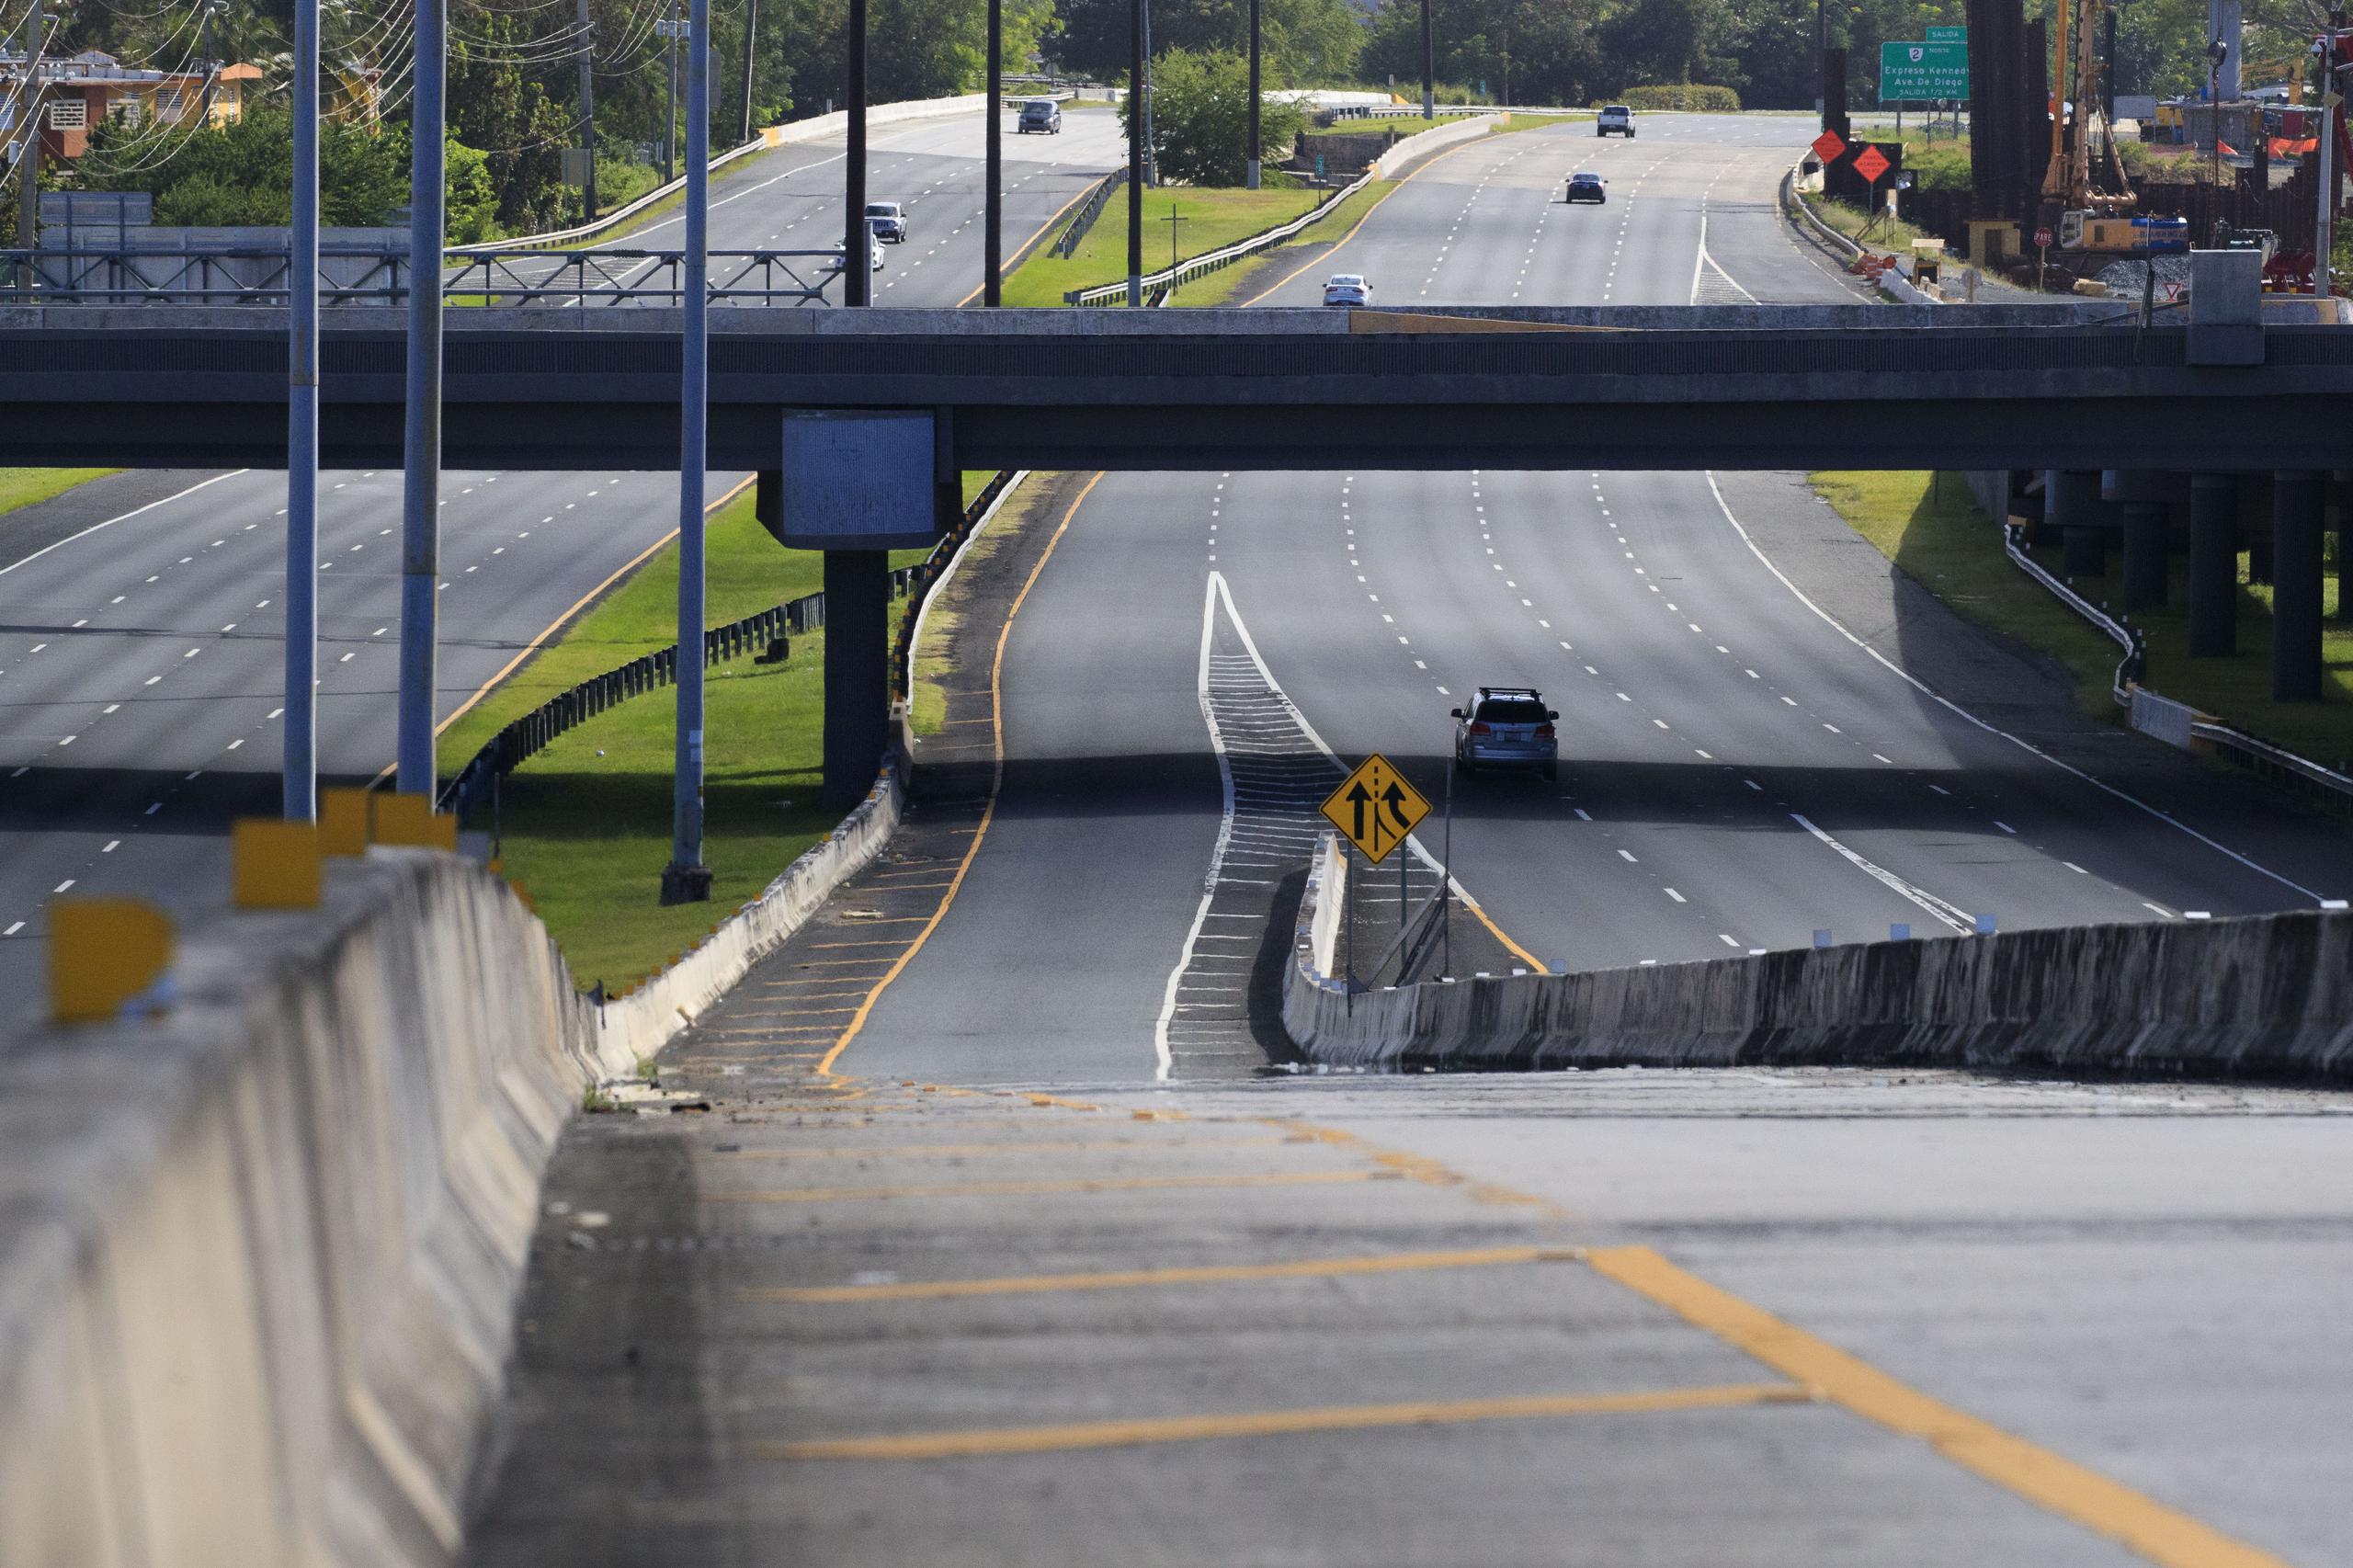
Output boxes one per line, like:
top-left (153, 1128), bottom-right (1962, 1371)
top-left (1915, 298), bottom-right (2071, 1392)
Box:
top-left (0, 752), bottom-right (908, 1565)
top-left (1372, 115), bottom-right (1503, 181)
top-left (1284, 864), bottom-right (2353, 1078)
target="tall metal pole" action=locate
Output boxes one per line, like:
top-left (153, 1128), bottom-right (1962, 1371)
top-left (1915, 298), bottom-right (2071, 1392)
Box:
top-left (665, 0), bottom-right (711, 901)
top-left (1420, 0), bottom-right (1435, 119)
top-left (846, 0), bottom-right (868, 303)
top-left (984, 0), bottom-right (1002, 303)
top-left (1816, 0), bottom-right (1825, 122)
top-left (17, 0), bottom-right (43, 248)
top-left (395, 0), bottom-right (445, 798)
top-left (2319, 20), bottom-right (2341, 296)
top-left (664, 0), bottom-right (678, 181)
top-left (1127, 0), bottom-right (1143, 305)
top-left (1246, 0), bottom-right (1261, 188)
top-left (576, 0), bottom-right (598, 221)
top-left (739, 0), bottom-right (759, 142)
top-left (284, 0), bottom-right (321, 822)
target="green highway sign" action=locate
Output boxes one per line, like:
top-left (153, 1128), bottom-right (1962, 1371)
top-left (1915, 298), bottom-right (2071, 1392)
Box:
top-left (1925, 25), bottom-right (1966, 41)
top-left (1880, 40), bottom-right (1969, 101)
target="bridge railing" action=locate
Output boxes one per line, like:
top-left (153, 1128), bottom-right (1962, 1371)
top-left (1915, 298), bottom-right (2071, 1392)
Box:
top-left (0, 246), bottom-right (844, 306)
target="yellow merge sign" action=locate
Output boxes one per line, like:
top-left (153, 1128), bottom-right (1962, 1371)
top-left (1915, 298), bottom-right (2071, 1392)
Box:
top-left (1320, 753), bottom-right (1431, 866)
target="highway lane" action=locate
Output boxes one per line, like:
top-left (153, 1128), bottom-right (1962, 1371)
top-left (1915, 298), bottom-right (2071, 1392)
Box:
top-left (842, 112), bottom-right (2352, 1082)
top-left (469, 113), bottom-right (2353, 1568)
top-left (0, 107), bottom-right (1127, 1020)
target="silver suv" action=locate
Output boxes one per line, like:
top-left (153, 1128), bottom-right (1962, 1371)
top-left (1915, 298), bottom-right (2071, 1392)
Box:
top-left (1597, 104), bottom-right (1635, 138)
top-left (1451, 687), bottom-right (1558, 779)
top-left (864, 201), bottom-right (906, 244)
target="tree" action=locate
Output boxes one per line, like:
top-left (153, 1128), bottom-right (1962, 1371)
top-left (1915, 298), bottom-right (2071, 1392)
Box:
top-left (82, 108), bottom-right (410, 226)
top-left (1052, 0), bottom-right (1359, 85)
top-left (1125, 46), bottom-right (1305, 184)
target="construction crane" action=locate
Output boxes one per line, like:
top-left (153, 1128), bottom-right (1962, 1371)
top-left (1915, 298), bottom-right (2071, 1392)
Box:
top-left (2041, 0), bottom-right (2136, 215)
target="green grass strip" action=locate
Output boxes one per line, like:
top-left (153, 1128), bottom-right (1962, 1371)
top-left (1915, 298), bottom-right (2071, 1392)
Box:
top-left (1813, 471), bottom-right (2349, 767)
top-left (997, 184), bottom-right (1333, 306)
top-left (0, 467), bottom-right (118, 517)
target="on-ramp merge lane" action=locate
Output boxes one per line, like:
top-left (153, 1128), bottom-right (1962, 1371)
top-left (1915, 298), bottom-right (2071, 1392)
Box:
top-left (0, 107), bottom-right (1126, 1019)
top-left (846, 111), bottom-right (2351, 1076)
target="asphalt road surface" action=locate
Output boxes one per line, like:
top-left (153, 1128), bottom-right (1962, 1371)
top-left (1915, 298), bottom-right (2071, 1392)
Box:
top-left (471, 114), bottom-right (2353, 1567)
top-left (0, 106), bottom-right (1126, 1017)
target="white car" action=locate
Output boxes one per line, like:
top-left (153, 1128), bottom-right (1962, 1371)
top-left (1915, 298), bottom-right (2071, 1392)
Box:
top-left (822, 244), bottom-right (885, 276)
top-left (1323, 273), bottom-right (1370, 306)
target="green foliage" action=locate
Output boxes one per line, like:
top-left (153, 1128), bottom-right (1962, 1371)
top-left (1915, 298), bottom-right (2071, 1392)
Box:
top-left (1126, 47), bottom-right (1308, 185)
top-left (1054, 0), bottom-right (1362, 85)
top-left (82, 109), bottom-right (409, 227)
top-left (444, 140), bottom-right (501, 244)
top-left (1611, 83), bottom-right (1741, 111)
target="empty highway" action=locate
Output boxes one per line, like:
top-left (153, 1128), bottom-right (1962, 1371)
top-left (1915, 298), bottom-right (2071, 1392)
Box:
top-left (470, 113), bottom-right (2353, 1567)
top-left (0, 104), bottom-right (1125, 1015)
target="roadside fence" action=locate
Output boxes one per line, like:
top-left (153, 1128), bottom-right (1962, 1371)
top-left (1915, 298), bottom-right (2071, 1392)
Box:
top-left (1054, 168), bottom-right (1128, 258)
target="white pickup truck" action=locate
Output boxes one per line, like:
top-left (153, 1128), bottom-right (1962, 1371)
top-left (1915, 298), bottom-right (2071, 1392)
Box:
top-left (1597, 104), bottom-right (1636, 138)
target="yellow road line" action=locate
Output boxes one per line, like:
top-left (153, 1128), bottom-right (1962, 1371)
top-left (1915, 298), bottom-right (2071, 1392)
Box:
top-left (955, 178), bottom-right (1103, 308)
top-left (701, 1168), bottom-right (1381, 1204)
top-left (1239, 135), bottom-right (1499, 308)
top-left (707, 1133), bottom-right (1287, 1162)
top-left (740, 1243), bottom-right (1577, 1303)
top-left (383, 475), bottom-right (757, 790)
top-left (1586, 1247), bottom-right (2293, 1568)
top-left (756, 1381), bottom-right (1809, 1461)
top-left (818, 473), bottom-right (1101, 1077)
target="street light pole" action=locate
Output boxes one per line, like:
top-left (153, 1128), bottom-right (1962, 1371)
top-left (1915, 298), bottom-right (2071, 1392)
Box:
top-left (1246, 0), bottom-right (1261, 189)
top-left (664, 0), bottom-right (712, 903)
top-left (846, 0), bottom-right (869, 304)
top-left (2319, 18), bottom-right (2342, 296)
top-left (1421, 0), bottom-right (1436, 119)
top-left (1128, 0), bottom-right (1143, 304)
top-left (284, 0), bottom-right (321, 821)
top-left (984, 0), bottom-right (1002, 303)
top-left (395, 0), bottom-right (446, 798)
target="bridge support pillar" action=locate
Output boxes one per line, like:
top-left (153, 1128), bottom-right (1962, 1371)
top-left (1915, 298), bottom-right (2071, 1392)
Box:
top-left (2331, 469), bottom-right (2351, 622)
top-left (2188, 472), bottom-right (2238, 658)
top-left (2104, 470), bottom-right (2173, 612)
top-left (823, 549), bottom-right (892, 809)
top-left (2271, 470), bottom-right (2325, 702)
top-left (2049, 469), bottom-right (2107, 578)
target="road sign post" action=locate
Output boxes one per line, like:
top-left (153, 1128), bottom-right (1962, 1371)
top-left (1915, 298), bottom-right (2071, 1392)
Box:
top-left (1322, 753), bottom-right (1430, 996)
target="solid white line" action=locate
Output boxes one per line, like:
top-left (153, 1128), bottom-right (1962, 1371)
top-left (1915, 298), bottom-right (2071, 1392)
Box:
top-left (1154, 573), bottom-right (1245, 1082)
top-left (1705, 472), bottom-right (2325, 905)
top-left (0, 471), bottom-right (250, 580)
top-left (1790, 813), bottom-right (1974, 935)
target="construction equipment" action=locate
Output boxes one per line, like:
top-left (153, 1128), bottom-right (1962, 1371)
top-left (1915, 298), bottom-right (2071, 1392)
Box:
top-left (2041, 0), bottom-right (2135, 215)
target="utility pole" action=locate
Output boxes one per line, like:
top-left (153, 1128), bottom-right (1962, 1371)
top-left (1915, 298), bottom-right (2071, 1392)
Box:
top-left (738, 0), bottom-right (758, 142)
top-left (1246, 0), bottom-right (1260, 188)
top-left (1816, 0), bottom-right (1824, 120)
top-left (285, 0), bottom-right (321, 821)
top-left (664, 0), bottom-right (678, 181)
top-left (200, 0), bottom-right (221, 124)
top-left (396, 0), bottom-right (445, 798)
top-left (664, 0), bottom-right (712, 903)
top-left (984, 0), bottom-right (1001, 303)
top-left (1420, 0), bottom-right (1435, 119)
top-left (845, 0), bottom-right (868, 303)
top-left (576, 0), bottom-right (597, 221)
top-left (17, 0), bottom-right (43, 248)
top-left (1128, 0), bottom-right (1143, 303)
top-left (2320, 17), bottom-right (2342, 296)
top-left (1140, 0), bottom-right (1157, 185)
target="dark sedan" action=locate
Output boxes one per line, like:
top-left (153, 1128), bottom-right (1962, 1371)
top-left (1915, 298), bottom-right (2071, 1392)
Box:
top-left (1565, 172), bottom-right (1608, 204)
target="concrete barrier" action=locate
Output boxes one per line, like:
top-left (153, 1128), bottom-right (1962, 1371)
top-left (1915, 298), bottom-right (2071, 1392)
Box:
top-left (1285, 863), bottom-right (2353, 1079)
top-left (0, 755), bottom-right (906, 1563)
top-left (1372, 114), bottom-right (1503, 181)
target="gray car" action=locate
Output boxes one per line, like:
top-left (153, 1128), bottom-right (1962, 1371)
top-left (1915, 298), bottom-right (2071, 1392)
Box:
top-left (1451, 687), bottom-right (1558, 779)
top-left (1017, 98), bottom-right (1063, 134)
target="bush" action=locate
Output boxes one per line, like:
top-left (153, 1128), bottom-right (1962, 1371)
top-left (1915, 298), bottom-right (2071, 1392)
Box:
top-left (1607, 84), bottom-right (1741, 113)
top-left (1126, 47), bottom-right (1308, 186)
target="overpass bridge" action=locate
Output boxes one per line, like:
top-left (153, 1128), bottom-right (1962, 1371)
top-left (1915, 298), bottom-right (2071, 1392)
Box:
top-left (7, 302), bottom-right (2352, 474)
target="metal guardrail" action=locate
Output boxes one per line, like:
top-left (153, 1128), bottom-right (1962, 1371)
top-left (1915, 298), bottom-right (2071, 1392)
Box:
top-left (2, 246), bottom-right (845, 305)
top-left (891, 469), bottom-right (1017, 699)
top-left (440, 476), bottom-right (1017, 831)
top-left (1054, 167), bottom-right (1126, 258)
top-left (443, 247), bottom-right (839, 306)
top-left (1065, 168), bottom-right (1372, 305)
top-left (2002, 519), bottom-right (2353, 812)
top-left (446, 129), bottom-right (775, 256)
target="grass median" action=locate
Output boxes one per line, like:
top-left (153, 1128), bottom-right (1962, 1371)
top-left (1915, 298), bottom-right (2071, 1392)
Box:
top-left (437, 484), bottom-right (947, 991)
top-left (1813, 471), bottom-right (2351, 768)
top-left (998, 184), bottom-right (1335, 305)
top-left (0, 467), bottom-right (117, 517)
